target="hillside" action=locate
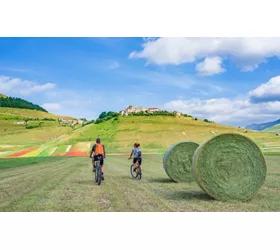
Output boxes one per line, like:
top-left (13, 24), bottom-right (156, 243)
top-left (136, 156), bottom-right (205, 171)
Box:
top-left (0, 93), bottom-right (7, 98)
top-left (0, 107), bottom-right (78, 149)
top-left (0, 94), bottom-right (47, 112)
top-left (264, 124), bottom-right (280, 133)
top-left (1, 114), bottom-right (280, 158)
top-left (0, 107), bottom-right (75, 120)
top-left (47, 115), bottom-right (280, 153)
top-left (246, 119), bottom-right (280, 131)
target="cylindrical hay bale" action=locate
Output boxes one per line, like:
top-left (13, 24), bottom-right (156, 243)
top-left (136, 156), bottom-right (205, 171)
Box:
top-left (193, 133), bottom-right (267, 201)
top-left (163, 141), bottom-right (199, 183)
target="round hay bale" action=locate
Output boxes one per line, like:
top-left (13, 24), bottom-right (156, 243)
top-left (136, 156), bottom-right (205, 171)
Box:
top-left (163, 141), bottom-right (199, 183)
top-left (192, 133), bottom-right (267, 201)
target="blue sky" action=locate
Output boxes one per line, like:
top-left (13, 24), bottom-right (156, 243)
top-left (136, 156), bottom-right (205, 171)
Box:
top-left (1, 37), bottom-right (280, 127)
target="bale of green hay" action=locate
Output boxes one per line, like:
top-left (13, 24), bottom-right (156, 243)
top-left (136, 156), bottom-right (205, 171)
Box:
top-left (192, 133), bottom-right (267, 201)
top-left (163, 141), bottom-right (199, 183)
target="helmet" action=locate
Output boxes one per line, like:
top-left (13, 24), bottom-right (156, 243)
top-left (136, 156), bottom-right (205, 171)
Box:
top-left (96, 137), bottom-right (101, 143)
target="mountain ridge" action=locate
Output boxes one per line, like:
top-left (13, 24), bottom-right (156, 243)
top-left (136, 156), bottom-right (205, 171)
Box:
top-left (246, 119), bottom-right (280, 131)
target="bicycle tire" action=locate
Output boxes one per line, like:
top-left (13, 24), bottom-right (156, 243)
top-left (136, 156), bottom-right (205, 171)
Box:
top-left (94, 166), bottom-right (98, 183)
top-left (130, 164), bottom-right (138, 178)
top-left (96, 161), bottom-right (102, 186)
top-left (94, 172), bottom-right (97, 183)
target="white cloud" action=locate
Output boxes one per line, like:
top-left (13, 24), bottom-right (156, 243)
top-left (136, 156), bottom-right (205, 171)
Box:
top-left (249, 76), bottom-right (280, 103)
top-left (0, 75), bottom-right (56, 96)
top-left (196, 56), bottom-right (225, 76)
top-left (129, 38), bottom-right (280, 71)
top-left (164, 98), bottom-right (280, 126)
top-left (164, 75), bottom-right (280, 126)
top-left (42, 89), bottom-right (105, 120)
top-left (42, 103), bottom-right (61, 111)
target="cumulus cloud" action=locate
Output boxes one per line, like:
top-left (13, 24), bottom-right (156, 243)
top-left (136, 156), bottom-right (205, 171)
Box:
top-left (164, 75), bottom-right (280, 126)
top-left (196, 56), bottom-right (225, 76)
top-left (164, 98), bottom-right (280, 126)
top-left (42, 89), bottom-right (105, 120)
top-left (129, 38), bottom-right (280, 72)
top-left (0, 75), bottom-right (56, 96)
top-left (249, 76), bottom-right (280, 103)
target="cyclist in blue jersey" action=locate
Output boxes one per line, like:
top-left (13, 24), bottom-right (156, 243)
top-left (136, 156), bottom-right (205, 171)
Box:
top-left (128, 143), bottom-right (142, 172)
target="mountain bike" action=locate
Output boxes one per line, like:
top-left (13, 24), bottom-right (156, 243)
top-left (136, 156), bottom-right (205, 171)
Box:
top-left (129, 158), bottom-right (142, 180)
top-left (93, 156), bottom-right (103, 186)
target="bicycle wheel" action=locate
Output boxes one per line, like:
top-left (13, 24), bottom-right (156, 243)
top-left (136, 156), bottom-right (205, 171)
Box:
top-left (94, 162), bottom-right (98, 183)
top-left (96, 162), bottom-right (102, 186)
top-left (130, 164), bottom-right (138, 178)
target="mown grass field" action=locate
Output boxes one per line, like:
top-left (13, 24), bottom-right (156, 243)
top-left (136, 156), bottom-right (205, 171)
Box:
top-left (1, 155), bottom-right (279, 212)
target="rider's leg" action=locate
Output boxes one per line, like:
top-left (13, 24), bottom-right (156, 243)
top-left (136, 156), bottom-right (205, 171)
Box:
top-left (133, 158), bottom-right (138, 173)
top-left (138, 158), bottom-right (142, 173)
top-left (92, 158), bottom-right (96, 172)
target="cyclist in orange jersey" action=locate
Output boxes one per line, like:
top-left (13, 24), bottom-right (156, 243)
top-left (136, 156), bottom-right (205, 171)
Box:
top-left (90, 138), bottom-right (106, 180)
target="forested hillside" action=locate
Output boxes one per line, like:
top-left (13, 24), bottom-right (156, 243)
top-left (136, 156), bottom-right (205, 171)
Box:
top-left (0, 95), bottom-right (47, 112)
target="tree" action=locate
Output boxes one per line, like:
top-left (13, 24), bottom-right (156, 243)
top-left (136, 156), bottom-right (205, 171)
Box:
top-left (98, 112), bottom-right (107, 119)
top-left (0, 96), bottom-right (48, 112)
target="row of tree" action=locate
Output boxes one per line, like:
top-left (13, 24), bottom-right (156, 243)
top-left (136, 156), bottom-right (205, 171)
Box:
top-left (95, 111), bottom-right (119, 124)
top-left (0, 97), bottom-right (48, 112)
top-left (94, 110), bottom-right (214, 124)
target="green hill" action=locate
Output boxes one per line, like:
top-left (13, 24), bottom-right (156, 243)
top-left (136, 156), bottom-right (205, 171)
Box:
top-left (0, 107), bottom-right (75, 120)
top-left (0, 107), bottom-right (78, 147)
top-left (264, 124), bottom-right (280, 133)
top-left (53, 115), bottom-right (280, 153)
top-left (0, 93), bottom-right (79, 151)
top-left (0, 94), bottom-right (47, 112)
top-left (1, 111), bottom-right (280, 157)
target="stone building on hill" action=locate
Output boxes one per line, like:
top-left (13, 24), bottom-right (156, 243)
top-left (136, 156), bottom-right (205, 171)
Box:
top-left (58, 118), bottom-right (85, 126)
top-left (119, 105), bottom-right (160, 116)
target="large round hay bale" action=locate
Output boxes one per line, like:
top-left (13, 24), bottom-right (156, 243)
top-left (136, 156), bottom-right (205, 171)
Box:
top-left (193, 133), bottom-right (267, 201)
top-left (163, 141), bottom-right (199, 183)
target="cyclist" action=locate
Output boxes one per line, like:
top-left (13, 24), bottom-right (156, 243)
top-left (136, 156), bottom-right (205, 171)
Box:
top-left (128, 143), bottom-right (142, 172)
top-left (90, 137), bottom-right (106, 180)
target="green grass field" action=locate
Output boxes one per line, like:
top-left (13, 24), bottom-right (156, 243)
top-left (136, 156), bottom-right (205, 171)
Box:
top-left (1, 155), bottom-right (279, 212)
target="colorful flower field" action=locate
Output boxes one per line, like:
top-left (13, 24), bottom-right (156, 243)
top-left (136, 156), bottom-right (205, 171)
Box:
top-left (64, 142), bottom-right (91, 156)
top-left (0, 142), bottom-right (92, 158)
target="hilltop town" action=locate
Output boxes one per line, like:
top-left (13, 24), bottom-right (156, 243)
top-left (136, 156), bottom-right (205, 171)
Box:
top-left (119, 105), bottom-right (160, 116)
top-left (119, 105), bottom-right (182, 117)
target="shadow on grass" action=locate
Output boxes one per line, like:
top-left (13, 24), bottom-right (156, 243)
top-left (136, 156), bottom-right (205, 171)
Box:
top-left (120, 175), bottom-right (134, 181)
top-left (149, 178), bottom-right (174, 183)
top-left (75, 180), bottom-right (95, 185)
top-left (165, 190), bottom-right (213, 201)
